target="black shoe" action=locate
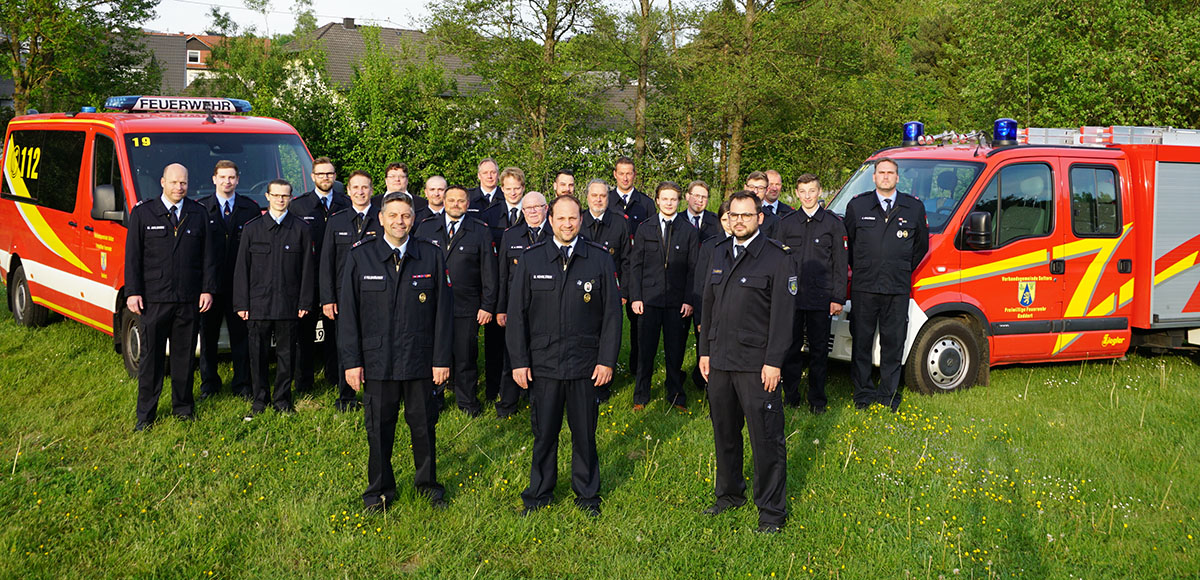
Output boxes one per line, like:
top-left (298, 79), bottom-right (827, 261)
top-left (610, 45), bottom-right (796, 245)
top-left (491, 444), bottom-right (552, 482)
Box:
top-left (579, 504), bottom-right (600, 518)
top-left (756, 523), bottom-right (782, 534)
top-left (430, 497), bottom-right (449, 510)
top-left (198, 391), bottom-right (214, 402)
top-left (175, 413), bottom-right (196, 422)
top-left (810, 405), bottom-right (827, 416)
top-left (133, 420), bottom-right (152, 432)
top-left (497, 410), bottom-right (516, 420)
top-left (243, 407), bottom-right (265, 421)
top-left (462, 407), bottom-right (482, 418)
top-left (854, 402), bottom-right (870, 410)
top-left (702, 501), bottom-right (742, 516)
top-left (335, 400), bottom-right (361, 412)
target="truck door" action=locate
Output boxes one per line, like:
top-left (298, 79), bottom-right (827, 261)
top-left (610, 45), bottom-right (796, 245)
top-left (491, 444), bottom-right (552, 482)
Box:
top-left (75, 132), bottom-right (127, 332)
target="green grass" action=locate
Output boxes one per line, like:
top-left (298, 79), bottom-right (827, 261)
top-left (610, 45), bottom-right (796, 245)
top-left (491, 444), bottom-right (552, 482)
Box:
top-left (1, 286), bottom-right (1198, 578)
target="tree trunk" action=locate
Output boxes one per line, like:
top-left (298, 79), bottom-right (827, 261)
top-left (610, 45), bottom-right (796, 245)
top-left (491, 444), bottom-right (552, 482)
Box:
top-left (725, 114), bottom-right (744, 191)
top-left (634, 0), bottom-right (651, 162)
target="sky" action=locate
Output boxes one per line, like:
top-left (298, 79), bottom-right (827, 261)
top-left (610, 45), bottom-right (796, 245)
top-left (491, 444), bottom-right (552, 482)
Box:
top-left (145, 0), bottom-right (432, 35)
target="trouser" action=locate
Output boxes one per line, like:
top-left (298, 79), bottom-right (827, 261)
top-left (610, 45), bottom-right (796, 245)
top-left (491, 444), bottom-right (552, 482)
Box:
top-left (521, 378), bottom-right (600, 509)
top-left (849, 291), bottom-right (907, 409)
top-left (634, 305), bottom-right (688, 406)
top-left (451, 316), bottom-right (482, 413)
top-left (496, 342), bottom-right (523, 416)
top-left (135, 301), bottom-right (199, 423)
top-left (362, 378), bottom-right (445, 508)
top-left (198, 293), bottom-right (250, 397)
top-left (781, 308), bottom-right (832, 409)
top-left (484, 321), bottom-right (505, 401)
top-left (247, 319), bottom-right (298, 412)
top-left (707, 368), bottom-right (787, 527)
top-left (324, 316), bottom-right (355, 405)
top-left (296, 312), bottom-right (338, 392)
top-left (688, 315), bottom-right (707, 391)
top-left (625, 303), bottom-right (640, 375)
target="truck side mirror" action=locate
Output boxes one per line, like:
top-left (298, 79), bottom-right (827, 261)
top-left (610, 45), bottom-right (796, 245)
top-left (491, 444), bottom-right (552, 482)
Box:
top-left (964, 211), bottom-right (993, 250)
top-left (91, 184), bottom-right (124, 222)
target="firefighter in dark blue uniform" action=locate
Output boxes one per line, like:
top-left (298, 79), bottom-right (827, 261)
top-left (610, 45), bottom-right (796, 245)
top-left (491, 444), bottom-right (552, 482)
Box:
top-left (843, 158), bottom-right (929, 411)
top-left (690, 200), bottom-right (731, 391)
top-left (698, 191), bottom-right (794, 534)
top-left (580, 179), bottom-right (630, 402)
top-left (774, 174), bottom-right (848, 414)
top-left (339, 193), bottom-right (453, 512)
top-left (682, 180), bottom-right (722, 242)
top-left (494, 191), bottom-right (550, 418)
top-left (608, 156), bottom-right (653, 378)
top-left (125, 163), bottom-right (219, 431)
top-left (477, 167), bottom-right (528, 407)
top-left (745, 171), bottom-right (781, 238)
top-left (507, 194), bottom-right (622, 517)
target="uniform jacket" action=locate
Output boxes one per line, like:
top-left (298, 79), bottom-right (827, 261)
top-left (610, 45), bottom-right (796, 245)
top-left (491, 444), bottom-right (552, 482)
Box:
top-left (629, 215), bottom-right (699, 308)
top-left (414, 214), bottom-right (499, 317)
top-left (467, 186), bottom-right (500, 212)
top-left (370, 192), bottom-right (429, 215)
top-left (581, 209), bottom-right (631, 300)
top-left (506, 240), bottom-right (623, 380)
top-left (762, 200), bottom-right (794, 218)
top-left (198, 193), bottom-right (262, 295)
top-left (774, 206), bottom-right (849, 310)
top-left (692, 233), bottom-right (728, 321)
top-left (496, 222), bottom-right (550, 314)
top-left (232, 213), bottom-right (316, 320)
top-left (124, 197), bottom-right (218, 302)
top-left (291, 190), bottom-right (351, 254)
top-left (682, 210), bottom-right (722, 242)
top-left (843, 191), bottom-right (929, 295)
top-left (608, 188), bottom-right (654, 235)
top-left (319, 205), bottom-right (380, 307)
top-left (698, 233), bottom-right (795, 372)
top-left (337, 236), bottom-right (453, 380)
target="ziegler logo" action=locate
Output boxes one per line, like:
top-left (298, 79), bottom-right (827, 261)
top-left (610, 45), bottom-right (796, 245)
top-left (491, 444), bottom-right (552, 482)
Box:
top-left (1101, 334), bottom-right (1126, 347)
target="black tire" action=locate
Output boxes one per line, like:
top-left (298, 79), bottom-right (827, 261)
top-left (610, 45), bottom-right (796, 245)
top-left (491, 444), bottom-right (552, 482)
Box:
top-left (11, 264), bottom-right (50, 327)
top-left (120, 307), bottom-right (143, 378)
top-left (905, 317), bottom-right (984, 394)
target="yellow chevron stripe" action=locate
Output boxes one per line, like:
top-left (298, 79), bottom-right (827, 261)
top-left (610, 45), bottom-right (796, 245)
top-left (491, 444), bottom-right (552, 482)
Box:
top-left (914, 248), bottom-right (1048, 288)
top-left (1153, 251), bottom-right (1197, 286)
top-left (4, 136), bottom-right (93, 274)
top-left (31, 296), bottom-right (112, 332)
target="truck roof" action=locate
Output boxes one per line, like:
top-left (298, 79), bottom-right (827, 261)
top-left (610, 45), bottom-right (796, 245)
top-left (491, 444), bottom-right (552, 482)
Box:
top-left (7, 111), bottom-right (299, 134)
top-left (869, 144), bottom-right (1127, 162)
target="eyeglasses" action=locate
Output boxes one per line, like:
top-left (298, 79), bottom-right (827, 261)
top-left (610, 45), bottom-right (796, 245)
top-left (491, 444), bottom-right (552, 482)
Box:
top-left (266, 193), bottom-right (293, 199)
top-left (746, 185), bottom-right (767, 192)
top-left (727, 212), bottom-right (758, 221)
top-left (313, 172), bottom-right (336, 177)
top-left (522, 204), bottom-right (547, 211)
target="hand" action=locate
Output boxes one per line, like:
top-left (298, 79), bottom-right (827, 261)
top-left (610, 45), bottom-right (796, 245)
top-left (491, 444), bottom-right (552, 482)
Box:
top-left (761, 365), bottom-right (781, 392)
top-left (591, 365), bottom-right (613, 387)
top-left (432, 367), bottom-right (450, 385)
top-left (198, 293), bottom-right (213, 313)
top-left (323, 303), bottom-right (338, 319)
top-left (621, 298), bottom-right (628, 306)
top-left (631, 300), bottom-right (644, 315)
top-left (699, 356), bottom-right (710, 381)
top-left (126, 295), bottom-right (143, 315)
top-left (298, 310), bottom-right (308, 318)
top-left (238, 310), bottom-right (249, 320)
top-left (513, 367), bottom-right (532, 390)
top-left (496, 313), bottom-right (507, 327)
top-left (680, 303), bottom-right (693, 317)
top-left (477, 309), bottom-right (493, 325)
top-left (346, 367), bottom-right (364, 391)
top-left (830, 302), bottom-right (843, 316)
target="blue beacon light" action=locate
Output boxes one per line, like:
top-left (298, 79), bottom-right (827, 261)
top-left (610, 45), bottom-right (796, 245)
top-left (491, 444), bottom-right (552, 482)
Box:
top-left (993, 118), bottom-right (1018, 146)
top-left (902, 121), bottom-right (924, 146)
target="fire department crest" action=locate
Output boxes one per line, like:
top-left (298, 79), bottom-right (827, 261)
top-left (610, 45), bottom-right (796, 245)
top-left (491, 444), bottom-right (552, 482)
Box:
top-left (788, 275), bottom-right (798, 296)
top-left (1018, 281), bottom-right (1036, 306)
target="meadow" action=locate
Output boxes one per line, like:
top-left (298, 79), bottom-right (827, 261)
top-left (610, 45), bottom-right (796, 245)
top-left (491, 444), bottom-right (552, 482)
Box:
top-left (1, 287), bottom-right (1197, 578)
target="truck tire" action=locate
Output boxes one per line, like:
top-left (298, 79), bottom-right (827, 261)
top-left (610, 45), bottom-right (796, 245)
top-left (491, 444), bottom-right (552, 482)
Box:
top-left (11, 264), bottom-right (50, 327)
top-left (120, 307), bottom-right (143, 378)
top-left (905, 317), bottom-right (982, 394)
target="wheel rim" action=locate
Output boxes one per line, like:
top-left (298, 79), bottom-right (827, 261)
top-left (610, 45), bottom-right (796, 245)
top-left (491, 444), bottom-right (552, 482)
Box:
top-left (925, 335), bottom-right (968, 390)
top-left (14, 279), bottom-right (28, 320)
top-left (126, 319), bottom-right (142, 367)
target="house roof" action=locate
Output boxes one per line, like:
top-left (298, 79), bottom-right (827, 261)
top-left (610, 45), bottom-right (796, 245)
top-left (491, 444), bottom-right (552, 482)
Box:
top-left (301, 20), bottom-right (482, 92)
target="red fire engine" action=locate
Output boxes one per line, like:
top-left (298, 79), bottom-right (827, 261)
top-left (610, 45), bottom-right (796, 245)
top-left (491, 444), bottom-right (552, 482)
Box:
top-left (1, 96), bottom-right (316, 374)
top-left (825, 119), bottom-right (1200, 393)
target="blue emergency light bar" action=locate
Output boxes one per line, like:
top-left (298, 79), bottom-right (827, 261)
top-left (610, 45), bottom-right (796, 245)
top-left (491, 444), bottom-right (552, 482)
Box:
top-left (902, 121), bottom-right (925, 146)
top-left (993, 118), bottom-right (1018, 146)
top-left (104, 95), bottom-right (253, 114)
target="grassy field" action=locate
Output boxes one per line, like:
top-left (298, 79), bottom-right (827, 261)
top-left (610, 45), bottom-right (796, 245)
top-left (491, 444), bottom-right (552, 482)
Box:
top-left (1, 287), bottom-right (1198, 579)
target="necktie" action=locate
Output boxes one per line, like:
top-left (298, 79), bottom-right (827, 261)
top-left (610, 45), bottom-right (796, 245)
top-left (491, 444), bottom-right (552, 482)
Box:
top-left (884, 198), bottom-right (892, 214)
top-left (322, 195), bottom-right (331, 214)
top-left (448, 219), bottom-right (458, 239)
top-left (222, 201), bottom-right (231, 222)
top-left (733, 244), bottom-right (742, 261)
top-left (621, 195), bottom-right (629, 210)
top-left (561, 245), bottom-right (570, 270)
top-left (663, 219), bottom-right (672, 269)
top-left (693, 215), bottom-right (700, 228)
top-left (353, 212), bottom-right (364, 234)
top-left (392, 248), bottom-right (402, 272)
top-left (661, 218), bottom-right (669, 240)
top-left (169, 205), bottom-right (179, 228)
top-left (529, 227), bottom-right (538, 244)
top-left (509, 207), bottom-right (519, 227)
top-left (591, 218), bottom-right (602, 240)
top-left (764, 204), bottom-right (774, 216)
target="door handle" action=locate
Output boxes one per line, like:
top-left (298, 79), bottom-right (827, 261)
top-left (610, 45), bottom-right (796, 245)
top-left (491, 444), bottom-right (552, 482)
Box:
top-left (1118, 259), bottom-right (1132, 274)
top-left (84, 225), bottom-right (95, 232)
top-left (1049, 259), bottom-right (1065, 275)
top-left (68, 221), bottom-right (78, 227)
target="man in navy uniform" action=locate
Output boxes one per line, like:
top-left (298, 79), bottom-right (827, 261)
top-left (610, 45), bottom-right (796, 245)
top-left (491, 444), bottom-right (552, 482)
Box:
top-left (552, 169), bottom-right (576, 197)
top-left (468, 158), bottom-right (501, 211)
top-left (494, 191), bottom-right (550, 418)
top-left (319, 170), bottom-right (380, 411)
top-left (608, 156), bottom-right (653, 377)
top-left (763, 170), bottom-right (794, 217)
top-left (745, 171), bottom-right (780, 237)
top-left (339, 193), bottom-right (453, 512)
top-left (698, 190), bottom-right (795, 534)
top-left (198, 160), bottom-right (260, 401)
top-left (478, 166), bottom-right (528, 406)
top-left (125, 163), bottom-right (218, 430)
top-left (775, 174), bottom-right (848, 414)
top-left (682, 180), bottom-right (722, 242)
top-left (415, 184), bottom-right (498, 417)
top-left (581, 179), bottom-right (630, 403)
top-left (690, 200), bottom-right (731, 391)
top-left (843, 158), bottom-right (929, 412)
top-left (507, 194), bottom-right (622, 517)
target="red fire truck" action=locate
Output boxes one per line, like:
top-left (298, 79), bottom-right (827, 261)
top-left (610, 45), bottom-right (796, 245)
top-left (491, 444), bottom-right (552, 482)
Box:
top-left (1, 96), bottom-right (316, 375)
top-left (825, 119), bottom-right (1200, 393)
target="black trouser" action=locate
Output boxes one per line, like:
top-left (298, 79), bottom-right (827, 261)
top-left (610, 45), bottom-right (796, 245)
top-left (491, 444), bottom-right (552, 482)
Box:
top-left (362, 378), bottom-right (444, 508)
top-left (625, 303), bottom-right (640, 375)
top-left (522, 378), bottom-right (600, 509)
top-left (296, 312), bottom-right (338, 392)
top-left (135, 301), bottom-right (199, 423)
top-left (451, 316), bottom-right (482, 413)
top-left (484, 321), bottom-right (504, 401)
top-left (496, 341), bottom-right (523, 416)
top-left (781, 308), bottom-right (832, 409)
top-left (324, 316), bottom-right (355, 405)
top-left (634, 305), bottom-right (688, 407)
top-left (688, 316), bottom-right (707, 391)
top-left (247, 319), bottom-right (298, 412)
top-left (849, 291), bottom-right (907, 410)
top-left (707, 368), bottom-right (787, 527)
top-left (198, 293), bottom-right (250, 397)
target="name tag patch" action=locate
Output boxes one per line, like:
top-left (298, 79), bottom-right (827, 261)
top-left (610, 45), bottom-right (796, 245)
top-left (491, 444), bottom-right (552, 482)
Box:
top-left (533, 274), bottom-right (555, 280)
top-left (363, 275), bottom-right (384, 281)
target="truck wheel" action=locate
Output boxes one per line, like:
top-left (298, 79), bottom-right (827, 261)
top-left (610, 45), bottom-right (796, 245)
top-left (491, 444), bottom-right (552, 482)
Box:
top-left (905, 317), bottom-right (982, 394)
top-left (11, 265), bottom-right (49, 327)
top-left (121, 308), bottom-right (143, 378)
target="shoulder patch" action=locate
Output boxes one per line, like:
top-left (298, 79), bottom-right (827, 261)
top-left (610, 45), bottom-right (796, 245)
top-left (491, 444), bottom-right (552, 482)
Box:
top-left (583, 240), bottom-right (607, 251)
top-left (527, 240), bottom-right (548, 250)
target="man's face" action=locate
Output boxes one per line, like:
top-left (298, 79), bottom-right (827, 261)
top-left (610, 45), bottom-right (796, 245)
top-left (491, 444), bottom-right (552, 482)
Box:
top-left (685, 186), bottom-right (709, 214)
top-left (266, 183), bottom-right (293, 213)
top-left (385, 168), bottom-right (408, 193)
top-left (766, 171), bottom-right (783, 202)
top-left (656, 188), bottom-right (680, 217)
top-left (478, 161), bottom-right (499, 190)
top-left (312, 163), bottom-right (336, 192)
top-left (874, 161), bottom-right (899, 193)
top-left (445, 188), bottom-right (469, 219)
top-left (502, 176), bottom-right (525, 205)
top-left (522, 196), bottom-right (547, 227)
top-left (745, 178), bottom-right (768, 201)
top-left (212, 167), bottom-right (238, 196)
top-left (347, 175), bottom-right (372, 208)
top-left (613, 162), bottom-right (635, 191)
top-left (379, 200), bottom-right (414, 244)
top-left (587, 183), bottom-right (609, 214)
top-left (728, 198), bottom-right (762, 241)
top-left (797, 181), bottom-right (822, 211)
top-left (550, 200), bottom-right (580, 244)
top-left (161, 165), bottom-right (188, 203)
top-left (425, 178), bottom-right (447, 208)
top-left (554, 174), bottom-right (576, 197)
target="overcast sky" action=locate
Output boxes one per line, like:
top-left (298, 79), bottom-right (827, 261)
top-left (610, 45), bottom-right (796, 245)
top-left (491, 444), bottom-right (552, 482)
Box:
top-left (145, 0), bottom-right (432, 35)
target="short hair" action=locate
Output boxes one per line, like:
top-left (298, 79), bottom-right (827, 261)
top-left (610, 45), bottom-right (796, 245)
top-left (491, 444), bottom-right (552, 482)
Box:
top-left (874, 157), bottom-right (899, 171)
top-left (385, 162), bottom-right (409, 175)
top-left (586, 178), bottom-right (609, 192)
top-left (380, 191), bottom-right (414, 210)
top-left (549, 194), bottom-right (582, 216)
top-left (687, 180), bottom-right (710, 195)
top-left (554, 168), bottom-right (574, 179)
top-left (717, 199), bottom-right (732, 219)
top-left (347, 170), bottom-right (372, 183)
top-left (614, 156), bottom-right (635, 170)
top-left (477, 157), bottom-right (498, 171)
top-left (727, 190), bottom-right (761, 213)
top-left (796, 173), bottom-right (820, 187)
top-left (312, 156), bottom-right (335, 170)
top-left (445, 184), bottom-right (469, 196)
top-left (499, 166), bottom-right (525, 186)
top-left (267, 179), bottom-right (292, 193)
top-left (213, 159), bottom-right (239, 175)
top-left (655, 181), bottom-right (682, 199)
top-left (425, 175), bottom-right (447, 187)
top-left (745, 170), bottom-right (768, 184)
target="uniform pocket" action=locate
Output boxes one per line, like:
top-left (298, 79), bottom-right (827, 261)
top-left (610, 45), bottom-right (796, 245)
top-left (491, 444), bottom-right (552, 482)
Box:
top-left (737, 330), bottom-right (767, 348)
top-left (739, 276), bottom-right (768, 289)
top-left (361, 278), bottom-right (386, 292)
top-left (363, 336), bottom-right (383, 351)
top-left (530, 278), bottom-right (556, 292)
top-left (249, 243), bottom-right (271, 254)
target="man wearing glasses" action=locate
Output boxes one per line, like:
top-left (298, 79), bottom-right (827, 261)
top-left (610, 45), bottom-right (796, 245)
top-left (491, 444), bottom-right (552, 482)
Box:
top-left (494, 191), bottom-right (551, 418)
top-left (682, 180), bottom-right (721, 242)
top-left (744, 171), bottom-right (780, 238)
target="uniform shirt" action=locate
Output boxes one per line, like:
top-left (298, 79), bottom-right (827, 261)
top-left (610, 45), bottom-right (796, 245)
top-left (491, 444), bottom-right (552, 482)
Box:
top-left (232, 212), bottom-right (316, 320)
top-left (319, 205), bottom-right (380, 307)
top-left (843, 190), bottom-right (929, 295)
top-left (629, 213), bottom-right (699, 308)
top-left (608, 188), bottom-right (654, 235)
top-left (698, 233), bottom-right (795, 372)
top-left (774, 205), bottom-right (849, 310)
top-left (506, 239), bottom-right (623, 380)
top-left (496, 222), bottom-right (550, 314)
top-left (199, 193), bottom-right (262, 295)
top-left (581, 209), bottom-right (632, 300)
top-left (125, 196), bottom-right (218, 302)
top-left (414, 213), bottom-right (499, 317)
top-left (337, 236), bottom-right (453, 380)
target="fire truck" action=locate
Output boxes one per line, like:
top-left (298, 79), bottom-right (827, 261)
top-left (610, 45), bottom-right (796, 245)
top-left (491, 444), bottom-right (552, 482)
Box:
top-left (825, 119), bottom-right (1200, 394)
top-left (1, 96), bottom-right (316, 375)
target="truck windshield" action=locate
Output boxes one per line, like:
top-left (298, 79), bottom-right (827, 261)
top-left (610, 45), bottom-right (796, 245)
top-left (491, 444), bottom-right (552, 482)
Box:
top-left (827, 159), bottom-right (984, 233)
top-left (123, 132), bottom-right (314, 208)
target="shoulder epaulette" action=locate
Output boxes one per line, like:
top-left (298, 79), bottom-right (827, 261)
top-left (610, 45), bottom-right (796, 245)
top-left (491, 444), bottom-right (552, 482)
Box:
top-left (467, 216), bottom-right (488, 227)
top-left (243, 213), bottom-right (265, 225)
top-left (134, 199), bottom-right (151, 207)
top-left (350, 234), bottom-right (376, 249)
top-left (714, 236), bottom-right (734, 247)
top-left (527, 240), bottom-right (548, 251)
top-left (583, 240), bottom-right (607, 252)
top-left (768, 238), bottom-right (792, 253)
